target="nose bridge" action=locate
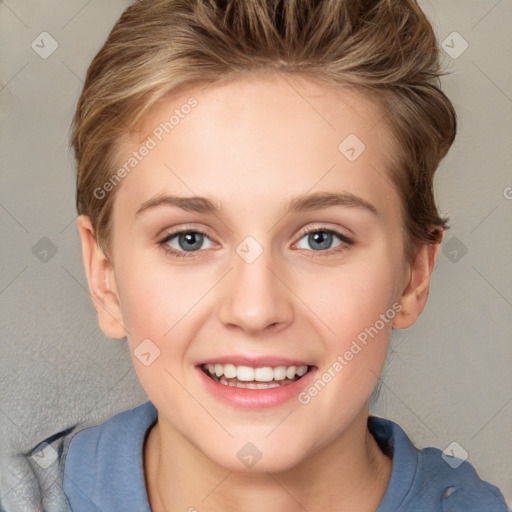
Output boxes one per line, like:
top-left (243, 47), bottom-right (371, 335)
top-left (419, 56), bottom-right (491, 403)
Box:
top-left (218, 238), bottom-right (293, 334)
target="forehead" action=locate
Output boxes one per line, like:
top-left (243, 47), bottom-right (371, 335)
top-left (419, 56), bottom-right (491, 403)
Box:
top-left (111, 73), bottom-right (399, 223)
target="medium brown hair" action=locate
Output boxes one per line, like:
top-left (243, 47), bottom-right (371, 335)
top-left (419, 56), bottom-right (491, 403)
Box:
top-left (72, 0), bottom-right (457, 261)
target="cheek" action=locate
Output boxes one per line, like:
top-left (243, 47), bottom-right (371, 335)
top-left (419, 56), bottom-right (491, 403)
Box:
top-left (115, 266), bottom-right (199, 401)
top-left (307, 256), bottom-right (400, 345)
top-left (114, 259), bottom-right (218, 374)
top-left (294, 267), bottom-right (398, 437)
top-left (116, 251), bottom-right (191, 328)
top-left (300, 250), bottom-right (401, 398)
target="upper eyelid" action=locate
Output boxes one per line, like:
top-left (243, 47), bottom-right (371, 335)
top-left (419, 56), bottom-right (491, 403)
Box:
top-left (295, 224), bottom-right (353, 240)
top-left (159, 225), bottom-right (215, 243)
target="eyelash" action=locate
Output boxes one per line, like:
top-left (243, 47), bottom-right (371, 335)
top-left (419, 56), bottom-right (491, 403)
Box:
top-left (157, 226), bottom-right (354, 259)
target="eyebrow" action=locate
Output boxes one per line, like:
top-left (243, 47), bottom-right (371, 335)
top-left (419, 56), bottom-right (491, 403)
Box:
top-left (135, 191), bottom-right (378, 218)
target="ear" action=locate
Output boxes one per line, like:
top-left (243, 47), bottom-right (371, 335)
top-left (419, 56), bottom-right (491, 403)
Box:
top-left (77, 215), bottom-right (127, 339)
top-left (393, 240), bottom-right (440, 330)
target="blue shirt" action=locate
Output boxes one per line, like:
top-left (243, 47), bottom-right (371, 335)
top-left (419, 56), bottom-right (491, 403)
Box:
top-left (62, 400), bottom-right (509, 511)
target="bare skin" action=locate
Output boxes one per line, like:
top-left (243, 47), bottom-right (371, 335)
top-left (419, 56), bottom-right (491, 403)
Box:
top-left (143, 398), bottom-right (392, 512)
top-left (78, 73), bottom-right (439, 511)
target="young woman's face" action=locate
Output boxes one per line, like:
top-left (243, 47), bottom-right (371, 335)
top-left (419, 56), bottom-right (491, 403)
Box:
top-left (107, 74), bottom-right (409, 471)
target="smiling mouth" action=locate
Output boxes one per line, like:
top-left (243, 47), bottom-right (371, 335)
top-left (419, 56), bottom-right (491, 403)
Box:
top-left (200, 363), bottom-right (313, 389)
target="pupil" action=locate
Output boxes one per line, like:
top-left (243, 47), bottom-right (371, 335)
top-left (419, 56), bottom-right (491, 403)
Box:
top-left (310, 231), bottom-right (331, 250)
top-left (180, 232), bottom-right (203, 251)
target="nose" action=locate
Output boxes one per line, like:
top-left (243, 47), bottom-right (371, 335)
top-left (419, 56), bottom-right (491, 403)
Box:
top-left (218, 246), bottom-right (294, 336)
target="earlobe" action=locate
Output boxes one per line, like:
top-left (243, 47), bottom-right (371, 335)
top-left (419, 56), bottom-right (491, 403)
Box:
top-left (393, 240), bottom-right (440, 330)
top-left (77, 215), bottom-right (127, 339)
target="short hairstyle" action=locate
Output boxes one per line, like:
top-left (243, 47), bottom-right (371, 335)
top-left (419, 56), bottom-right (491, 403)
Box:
top-left (72, 0), bottom-right (457, 262)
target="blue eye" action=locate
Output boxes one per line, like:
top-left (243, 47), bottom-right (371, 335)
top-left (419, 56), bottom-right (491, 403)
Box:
top-left (295, 228), bottom-right (354, 255)
top-left (158, 229), bottom-right (214, 258)
top-left (158, 226), bottom-right (354, 259)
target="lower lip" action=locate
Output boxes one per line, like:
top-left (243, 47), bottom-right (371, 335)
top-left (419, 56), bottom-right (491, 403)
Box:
top-left (196, 366), bottom-right (317, 409)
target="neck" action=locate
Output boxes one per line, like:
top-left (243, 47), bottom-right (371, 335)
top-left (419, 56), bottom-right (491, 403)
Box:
top-left (144, 407), bottom-right (392, 512)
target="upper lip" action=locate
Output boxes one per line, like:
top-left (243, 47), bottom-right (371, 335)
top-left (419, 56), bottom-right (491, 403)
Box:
top-left (197, 356), bottom-right (314, 367)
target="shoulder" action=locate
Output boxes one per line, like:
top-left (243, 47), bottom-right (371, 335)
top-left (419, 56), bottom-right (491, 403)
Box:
top-left (65, 399), bottom-right (157, 455)
top-left (369, 416), bottom-right (509, 512)
top-left (62, 400), bottom-right (157, 512)
top-left (417, 446), bottom-right (509, 512)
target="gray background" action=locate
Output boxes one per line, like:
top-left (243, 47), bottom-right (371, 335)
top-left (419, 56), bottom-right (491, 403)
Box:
top-left (1, 0), bottom-right (511, 508)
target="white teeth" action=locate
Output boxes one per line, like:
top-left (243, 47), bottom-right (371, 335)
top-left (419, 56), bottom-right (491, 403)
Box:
top-left (285, 366), bottom-right (297, 379)
top-left (296, 366), bottom-right (308, 377)
top-left (273, 366), bottom-right (287, 380)
top-left (223, 363), bottom-right (237, 379)
top-left (204, 363), bottom-right (309, 382)
top-left (254, 367), bottom-right (274, 382)
top-left (237, 365), bottom-right (255, 381)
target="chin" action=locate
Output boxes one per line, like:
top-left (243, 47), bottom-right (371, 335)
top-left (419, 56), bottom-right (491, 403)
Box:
top-left (201, 439), bottom-right (309, 474)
